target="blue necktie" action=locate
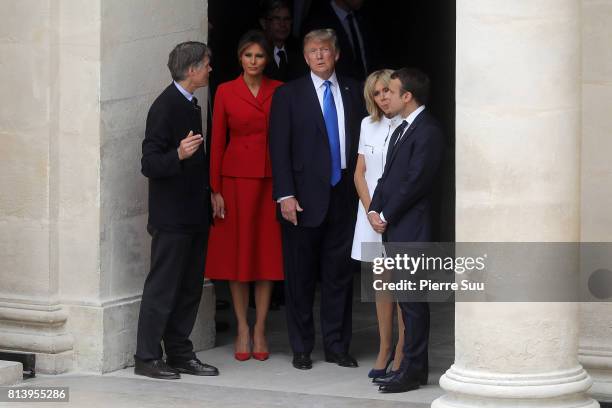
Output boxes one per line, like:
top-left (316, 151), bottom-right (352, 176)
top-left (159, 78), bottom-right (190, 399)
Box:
top-left (323, 80), bottom-right (342, 186)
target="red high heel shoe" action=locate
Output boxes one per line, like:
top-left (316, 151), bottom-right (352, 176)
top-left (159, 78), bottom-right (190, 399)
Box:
top-left (252, 334), bottom-right (269, 361)
top-left (234, 333), bottom-right (251, 361)
top-left (252, 351), bottom-right (269, 361)
top-left (234, 351), bottom-right (252, 361)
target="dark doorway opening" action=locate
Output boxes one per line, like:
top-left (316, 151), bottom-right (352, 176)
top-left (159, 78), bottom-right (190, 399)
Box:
top-left (207, 1), bottom-right (456, 379)
top-left (362, 1), bottom-right (456, 242)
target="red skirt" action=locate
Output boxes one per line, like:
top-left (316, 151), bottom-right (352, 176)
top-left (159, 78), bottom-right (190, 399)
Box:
top-left (205, 177), bottom-right (283, 282)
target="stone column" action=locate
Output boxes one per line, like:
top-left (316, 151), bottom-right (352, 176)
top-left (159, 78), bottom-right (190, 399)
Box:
top-left (0, 0), bottom-right (214, 374)
top-left (0, 0), bottom-right (74, 374)
top-left (578, 0), bottom-right (612, 403)
top-left (434, 1), bottom-right (597, 407)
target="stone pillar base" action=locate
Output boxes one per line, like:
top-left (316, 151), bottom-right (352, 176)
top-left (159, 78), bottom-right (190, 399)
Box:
top-left (0, 302), bottom-right (74, 374)
top-left (33, 350), bottom-right (74, 374)
top-left (0, 361), bottom-right (22, 386)
top-left (191, 281), bottom-right (216, 353)
top-left (433, 365), bottom-right (598, 408)
top-left (587, 369), bottom-right (612, 404)
top-left (65, 281), bottom-right (215, 373)
top-left (581, 350), bottom-right (612, 403)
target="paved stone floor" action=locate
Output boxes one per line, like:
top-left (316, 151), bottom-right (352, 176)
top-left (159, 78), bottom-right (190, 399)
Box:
top-left (6, 282), bottom-right (454, 407)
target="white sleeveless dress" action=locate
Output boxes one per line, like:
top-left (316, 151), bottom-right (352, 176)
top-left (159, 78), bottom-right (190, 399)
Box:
top-left (351, 115), bottom-right (401, 261)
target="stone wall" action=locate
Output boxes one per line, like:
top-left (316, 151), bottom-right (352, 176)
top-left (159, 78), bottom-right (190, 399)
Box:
top-left (0, 0), bottom-right (214, 374)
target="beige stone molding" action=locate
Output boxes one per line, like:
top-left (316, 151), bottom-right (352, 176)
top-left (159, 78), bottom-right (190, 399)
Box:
top-left (0, 303), bottom-right (68, 327)
top-left (0, 301), bottom-right (73, 355)
top-left (440, 365), bottom-right (593, 399)
top-left (581, 347), bottom-right (612, 370)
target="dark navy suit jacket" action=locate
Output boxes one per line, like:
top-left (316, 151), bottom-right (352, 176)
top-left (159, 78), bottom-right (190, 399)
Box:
top-left (269, 73), bottom-right (366, 227)
top-left (369, 110), bottom-right (444, 242)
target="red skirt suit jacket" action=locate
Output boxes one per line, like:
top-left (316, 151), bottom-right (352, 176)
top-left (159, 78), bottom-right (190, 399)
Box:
top-left (205, 75), bottom-right (284, 282)
top-left (209, 76), bottom-right (282, 190)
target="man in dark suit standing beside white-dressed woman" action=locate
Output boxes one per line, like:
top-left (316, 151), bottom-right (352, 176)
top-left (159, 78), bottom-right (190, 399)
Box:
top-left (368, 67), bottom-right (445, 393)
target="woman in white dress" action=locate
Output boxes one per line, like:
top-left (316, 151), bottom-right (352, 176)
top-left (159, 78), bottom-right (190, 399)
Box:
top-left (351, 69), bottom-right (405, 379)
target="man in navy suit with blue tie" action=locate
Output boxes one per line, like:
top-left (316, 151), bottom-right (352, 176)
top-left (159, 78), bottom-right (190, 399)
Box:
top-left (368, 67), bottom-right (445, 393)
top-left (269, 28), bottom-right (366, 370)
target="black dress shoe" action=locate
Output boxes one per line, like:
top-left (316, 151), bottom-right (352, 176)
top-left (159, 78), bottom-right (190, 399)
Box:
top-left (374, 369), bottom-right (427, 386)
top-left (372, 370), bottom-right (399, 385)
top-left (134, 357), bottom-right (180, 380)
top-left (378, 375), bottom-right (420, 393)
top-left (324, 351), bottom-right (358, 367)
top-left (167, 358), bottom-right (219, 376)
top-left (292, 352), bottom-right (312, 370)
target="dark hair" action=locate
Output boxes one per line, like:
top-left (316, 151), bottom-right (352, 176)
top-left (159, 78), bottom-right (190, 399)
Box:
top-left (167, 41), bottom-right (211, 81)
top-left (390, 67), bottom-right (430, 106)
top-left (259, 0), bottom-right (291, 18)
top-left (237, 30), bottom-right (272, 63)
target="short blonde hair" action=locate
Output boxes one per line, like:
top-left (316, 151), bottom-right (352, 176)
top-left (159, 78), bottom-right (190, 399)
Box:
top-left (364, 69), bottom-right (394, 122)
top-left (303, 28), bottom-right (340, 52)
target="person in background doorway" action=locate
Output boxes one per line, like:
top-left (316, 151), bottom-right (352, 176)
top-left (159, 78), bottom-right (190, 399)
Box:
top-left (302, 0), bottom-right (378, 81)
top-left (260, 0), bottom-right (308, 82)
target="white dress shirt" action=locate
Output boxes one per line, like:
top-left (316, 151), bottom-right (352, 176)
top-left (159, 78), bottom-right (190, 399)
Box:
top-left (174, 81), bottom-right (194, 101)
top-left (274, 45), bottom-right (287, 67)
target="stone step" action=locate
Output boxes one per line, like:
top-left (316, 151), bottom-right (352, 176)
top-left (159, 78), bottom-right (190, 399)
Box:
top-left (0, 360), bottom-right (22, 386)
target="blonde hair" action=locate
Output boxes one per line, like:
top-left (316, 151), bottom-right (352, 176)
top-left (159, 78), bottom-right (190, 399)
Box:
top-left (364, 69), bottom-right (394, 122)
top-left (303, 28), bottom-right (340, 52)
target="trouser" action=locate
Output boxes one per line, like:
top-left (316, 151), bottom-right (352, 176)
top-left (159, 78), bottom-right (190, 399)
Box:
top-left (281, 175), bottom-right (354, 354)
top-left (135, 226), bottom-right (208, 362)
top-left (399, 301), bottom-right (430, 373)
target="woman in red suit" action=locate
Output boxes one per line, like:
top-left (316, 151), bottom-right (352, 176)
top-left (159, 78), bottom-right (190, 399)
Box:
top-left (206, 30), bottom-right (283, 361)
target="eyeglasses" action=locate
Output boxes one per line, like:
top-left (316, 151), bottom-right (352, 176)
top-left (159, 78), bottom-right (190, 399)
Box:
top-left (266, 16), bottom-right (292, 24)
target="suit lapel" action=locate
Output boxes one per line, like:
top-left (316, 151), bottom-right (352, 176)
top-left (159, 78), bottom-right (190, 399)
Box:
top-left (231, 76), bottom-right (263, 112)
top-left (257, 77), bottom-right (277, 104)
top-left (385, 111), bottom-right (427, 172)
top-left (338, 77), bottom-right (352, 162)
top-left (302, 76), bottom-right (328, 139)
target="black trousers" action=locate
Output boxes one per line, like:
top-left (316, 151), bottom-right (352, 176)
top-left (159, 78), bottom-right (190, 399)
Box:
top-left (281, 175), bottom-right (354, 354)
top-left (399, 301), bottom-right (430, 374)
top-left (135, 226), bottom-right (209, 362)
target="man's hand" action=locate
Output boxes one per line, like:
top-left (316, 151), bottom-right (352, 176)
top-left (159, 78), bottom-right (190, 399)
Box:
top-left (368, 211), bottom-right (387, 234)
top-left (280, 197), bottom-right (303, 226)
top-left (177, 130), bottom-right (203, 160)
top-left (211, 192), bottom-right (225, 219)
